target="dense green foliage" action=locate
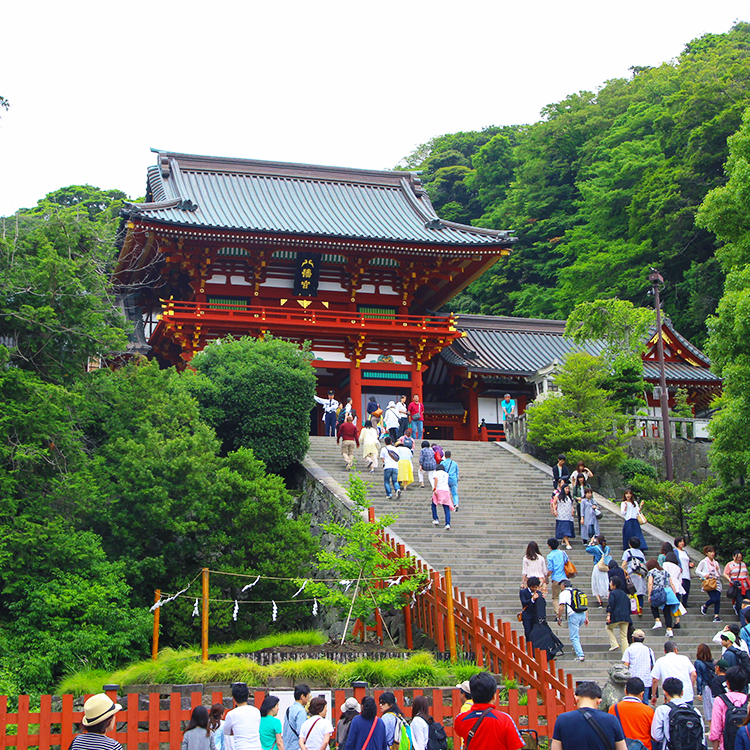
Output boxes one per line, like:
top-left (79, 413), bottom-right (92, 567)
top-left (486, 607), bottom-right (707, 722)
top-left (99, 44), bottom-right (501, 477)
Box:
top-left (627, 474), bottom-right (704, 540)
top-left (0, 193), bottom-right (320, 694)
top-left (189, 335), bottom-right (317, 473)
top-left (401, 22), bottom-right (750, 344)
top-left (619, 459), bottom-right (658, 483)
top-left (525, 352), bottom-right (631, 469)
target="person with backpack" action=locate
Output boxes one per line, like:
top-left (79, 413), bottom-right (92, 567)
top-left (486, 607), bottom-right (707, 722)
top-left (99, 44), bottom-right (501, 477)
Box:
top-left (558, 578), bottom-right (589, 662)
top-left (431, 464), bottom-right (454, 530)
top-left (623, 630), bottom-right (657, 703)
top-left (587, 535), bottom-right (612, 608)
top-left (551, 681), bottom-right (626, 750)
top-left (344, 696), bottom-right (388, 750)
top-left (735, 703), bottom-right (750, 750)
top-left (650, 677), bottom-right (705, 750)
top-left (651, 642), bottom-right (698, 706)
top-left (282, 685), bottom-right (311, 750)
top-left (623, 538), bottom-right (649, 616)
top-left (709, 667), bottom-right (749, 750)
top-left (336, 698), bottom-right (361, 750)
top-left (441, 451), bottom-right (460, 511)
top-left (647, 559), bottom-right (680, 638)
top-left (409, 696), bottom-right (446, 750)
top-left (378, 693), bottom-right (410, 750)
top-left (608, 677), bottom-right (655, 750)
top-left (455, 672), bottom-right (525, 750)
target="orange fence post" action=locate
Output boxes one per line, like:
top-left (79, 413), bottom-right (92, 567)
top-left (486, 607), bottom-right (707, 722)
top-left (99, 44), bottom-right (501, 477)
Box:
top-left (152, 589), bottom-right (161, 661)
top-left (444, 567), bottom-right (457, 663)
top-left (469, 598), bottom-right (483, 666)
top-left (201, 568), bottom-right (209, 663)
top-left (432, 571), bottom-right (445, 653)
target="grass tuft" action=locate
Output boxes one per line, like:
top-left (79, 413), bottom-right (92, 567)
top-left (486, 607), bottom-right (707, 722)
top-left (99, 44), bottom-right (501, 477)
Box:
top-left (57, 669), bottom-right (112, 697)
top-left (210, 631), bottom-right (327, 655)
top-left (268, 659), bottom-right (341, 686)
top-left (183, 657), bottom-right (266, 685)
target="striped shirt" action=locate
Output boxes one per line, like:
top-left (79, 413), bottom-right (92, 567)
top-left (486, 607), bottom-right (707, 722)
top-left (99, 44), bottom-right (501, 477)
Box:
top-left (622, 642), bottom-right (655, 684)
top-left (70, 734), bottom-right (123, 750)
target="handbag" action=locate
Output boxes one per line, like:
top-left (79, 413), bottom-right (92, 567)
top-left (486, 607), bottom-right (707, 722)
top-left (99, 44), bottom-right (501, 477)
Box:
top-left (702, 577), bottom-right (718, 592)
top-left (564, 559), bottom-right (577, 579)
top-left (728, 582), bottom-right (740, 600)
top-left (597, 555), bottom-right (610, 572)
top-left (372, 408), bottom-right (383, 417)
top-left (637, 512), bottom-right (647, 525)
top-left (625, 574), bottom-right (637, 596)
top-left (593, 504), bottom-right (603, 519)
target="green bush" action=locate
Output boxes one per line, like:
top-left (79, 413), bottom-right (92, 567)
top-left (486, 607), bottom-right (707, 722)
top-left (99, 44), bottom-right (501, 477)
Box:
top-left (619, 458), bottom-right (658, 482)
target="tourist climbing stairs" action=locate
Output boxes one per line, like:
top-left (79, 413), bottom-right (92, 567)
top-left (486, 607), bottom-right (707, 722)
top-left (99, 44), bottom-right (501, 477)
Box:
top-left (305, 436), bottom-right (720, 686)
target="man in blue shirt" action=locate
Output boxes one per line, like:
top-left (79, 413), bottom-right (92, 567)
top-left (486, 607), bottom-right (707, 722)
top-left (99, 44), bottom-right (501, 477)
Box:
top-left (282, 684), bottom-right (310, 750)
top-left (500, 394), bottom-right (516, 424)
top-left (552, 682), bottom-right (626, 750)
top-left (547, 537), bottom-right (569, 615)
top-left (442, 450), bottom-right (460, 510)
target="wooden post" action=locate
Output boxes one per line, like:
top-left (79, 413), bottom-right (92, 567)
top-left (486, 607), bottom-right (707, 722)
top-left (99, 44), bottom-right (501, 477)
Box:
top-left (201, 568), bottom-right (209, 663)
top-left (445, 567), bottom-right (457, 663)
top-left (152, 589), bottom-right (161, 661)
top-left (368, 506), bottom-right (375, 523)
top-left (470, 597), bottom-right (483, 666)
top-left (350, 360), bottom-right (362, 422)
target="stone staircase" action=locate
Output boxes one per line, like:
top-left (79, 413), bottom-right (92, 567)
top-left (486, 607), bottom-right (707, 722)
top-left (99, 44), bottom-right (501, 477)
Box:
top-left (305, 436), bottom-right (722, 686)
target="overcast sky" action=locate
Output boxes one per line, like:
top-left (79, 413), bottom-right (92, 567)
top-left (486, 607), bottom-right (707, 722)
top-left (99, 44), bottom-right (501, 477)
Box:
top-left (0, 1), bottom-right (747, 215)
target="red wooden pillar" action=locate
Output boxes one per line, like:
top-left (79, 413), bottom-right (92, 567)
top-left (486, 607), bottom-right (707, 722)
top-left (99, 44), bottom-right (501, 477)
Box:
top-left (468, 383), bottom-right (479, 441)
top-left (350, 359), bottom-right (363, 421)
top-left (412, 363), bottom-right (423, 397)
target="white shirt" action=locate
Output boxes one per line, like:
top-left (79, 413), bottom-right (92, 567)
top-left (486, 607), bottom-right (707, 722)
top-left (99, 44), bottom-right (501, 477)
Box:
top-left (396, 445), bottom-right (412, 461)
top-left (677, 549), bottom-right (691, 579)
top-left (411, 716), bottom-right (429, 750)
top-left (433, 471), bottom-right (450, 492)
top-left (621, 501), bottom-right (641, 521)
top-left (622, 642), bottom-right (656, 684)
top-left (299, 717), bottom-right (333, 750)
top-left (697, 557), bottom-right (723, 592)
top-left (396, 401), bottom-right (409, 419)
top-left (224, 705), bottom-right (262, 750)
top-left (380, 445), bottom-right (399, 470)
top-left (313, 396), bottom-right (339, 413)
top-left (383, 406), bottom-right (400, 429)
top-left (558, 588), bottom-right (578, 616)
top-left (712, 630), bottom-right (750, 654)
top-left (650, 652), bottom-right (697, 702)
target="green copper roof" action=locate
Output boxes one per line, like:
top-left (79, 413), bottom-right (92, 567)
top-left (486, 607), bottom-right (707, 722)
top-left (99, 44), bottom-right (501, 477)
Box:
top-left (124, 151), bottom-right (515, 249)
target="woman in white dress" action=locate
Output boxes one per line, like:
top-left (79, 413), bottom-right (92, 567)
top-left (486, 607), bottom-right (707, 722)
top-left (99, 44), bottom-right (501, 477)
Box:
top-left (621, 489), bottom-right (648, 551)
top-left (587, 534), bottom-right (611, 607)
top-left (359, 419), bottom-right (381, 473)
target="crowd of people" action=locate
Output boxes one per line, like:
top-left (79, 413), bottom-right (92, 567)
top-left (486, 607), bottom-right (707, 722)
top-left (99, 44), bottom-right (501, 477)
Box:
top-left (521, 454), bottom-right (750, 667)
top-left (324, 391), bottom-right (460, 530)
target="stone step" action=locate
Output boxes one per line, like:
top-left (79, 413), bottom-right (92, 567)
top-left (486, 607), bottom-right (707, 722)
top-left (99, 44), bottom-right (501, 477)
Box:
top-left (306, 436), bottom-right (722, 685)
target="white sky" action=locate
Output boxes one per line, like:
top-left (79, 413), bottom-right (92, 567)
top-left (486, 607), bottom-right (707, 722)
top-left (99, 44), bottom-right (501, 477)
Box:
top-left (0, 0), bottom-right (747, 215)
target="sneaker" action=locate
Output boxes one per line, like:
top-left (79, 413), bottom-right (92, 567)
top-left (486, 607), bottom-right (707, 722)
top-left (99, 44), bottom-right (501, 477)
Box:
top-left (673, 622), bottom-right (681, 629)
top-left (608, 645), bottom-right (620, 652)
top-left (453, 507), bottom-right (459, 512)
top-left (432, 520), bottom-right (440, 526)
top-left (566, 544), bottom-right (572, 550)
top-left (577, 655), bottom-right (586, 662)
top-left (666, 628), bottom-right (674, 637)
top-left (701, 605), bottom-right (707, 615)
top-left (444, 524), bottom-right (451, 530)
top-left (652, 621), bottom-right (662, 629)
top-left (395, 489), bottom-right (402, 499)
top-left (713, 616), bottom-right (723, 623)
top-left (386, 494), bottom-right (392, 499)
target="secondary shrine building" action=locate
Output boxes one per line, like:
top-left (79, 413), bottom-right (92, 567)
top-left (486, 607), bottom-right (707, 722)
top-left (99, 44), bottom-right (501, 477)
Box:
top-left (115, 150), bottom-right (720, 441)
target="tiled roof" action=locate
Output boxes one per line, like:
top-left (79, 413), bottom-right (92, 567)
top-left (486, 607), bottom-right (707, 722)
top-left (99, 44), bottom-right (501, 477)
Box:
top-left (123, 151), bottom-right (515, 249)
top-left (447, 314), bottom-right (720, 383)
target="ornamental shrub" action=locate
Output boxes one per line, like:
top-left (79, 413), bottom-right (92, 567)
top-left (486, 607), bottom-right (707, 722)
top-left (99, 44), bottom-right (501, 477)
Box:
top-left (619, 458), bottom-right (658, 482)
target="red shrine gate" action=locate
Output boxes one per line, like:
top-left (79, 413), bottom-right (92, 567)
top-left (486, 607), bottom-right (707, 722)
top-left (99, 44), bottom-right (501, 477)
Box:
top-left (114, 151), bottom-right (514, 438)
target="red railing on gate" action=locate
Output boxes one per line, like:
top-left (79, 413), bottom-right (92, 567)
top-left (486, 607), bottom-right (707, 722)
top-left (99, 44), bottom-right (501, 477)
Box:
top-left (0, 686), bottom-right (571, 748)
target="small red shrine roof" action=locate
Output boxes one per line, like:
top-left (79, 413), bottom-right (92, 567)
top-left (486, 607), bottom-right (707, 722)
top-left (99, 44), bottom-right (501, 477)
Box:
top-left (123, 151), bottom-right (515, 250)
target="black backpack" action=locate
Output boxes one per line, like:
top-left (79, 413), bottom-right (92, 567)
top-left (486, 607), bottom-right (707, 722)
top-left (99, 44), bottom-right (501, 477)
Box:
top-left (570, 588), bottom-right (589, 612)
top-left (727, 646), bottom-right (750, 684)
top-left (666, 702), bottom-right (704, 750)
top-left (721, 694), bottom-right (749, 750)
top-left (426, 721), bottom-right (448, 750)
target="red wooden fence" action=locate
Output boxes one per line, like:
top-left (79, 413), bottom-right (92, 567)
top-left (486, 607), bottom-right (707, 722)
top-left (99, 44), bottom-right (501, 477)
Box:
top-left (0, 686), bottom-right (573, 749)
top-left (377, 529), bottom-right (577, 708)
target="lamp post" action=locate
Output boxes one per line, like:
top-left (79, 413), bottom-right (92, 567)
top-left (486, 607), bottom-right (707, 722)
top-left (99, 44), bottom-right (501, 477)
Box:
top-left (649, 268), bottom-right (674, 481)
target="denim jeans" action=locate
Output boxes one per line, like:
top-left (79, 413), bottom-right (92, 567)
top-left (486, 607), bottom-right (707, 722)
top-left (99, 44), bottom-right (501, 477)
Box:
top-left (704, 589), bottom-right (721, 615)
top-left (384, 468), bottom-right (400, 497)
top-left (568, 611), bottom-right (586, 658)
top-left (410, 418), bottom-right (423, 440)
top-left (448, 479), bottom-right (459, 508)
top-left (432, 502), bottom-right (451, 526)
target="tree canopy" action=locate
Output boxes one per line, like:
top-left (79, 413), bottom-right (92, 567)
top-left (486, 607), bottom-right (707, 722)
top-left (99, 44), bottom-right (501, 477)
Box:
top-left (401, 22), bottom-right (750, 345)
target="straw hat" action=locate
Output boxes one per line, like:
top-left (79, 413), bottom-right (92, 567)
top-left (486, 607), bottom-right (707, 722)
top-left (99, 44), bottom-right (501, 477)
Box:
top-left (82, 694), bottom-right (122, 726)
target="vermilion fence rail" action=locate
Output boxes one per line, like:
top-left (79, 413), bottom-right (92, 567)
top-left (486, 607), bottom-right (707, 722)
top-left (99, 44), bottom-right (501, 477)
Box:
top-left (377, 529), bottom-right (576, 708)
top-left (0, 686), bottom-right (572, 749)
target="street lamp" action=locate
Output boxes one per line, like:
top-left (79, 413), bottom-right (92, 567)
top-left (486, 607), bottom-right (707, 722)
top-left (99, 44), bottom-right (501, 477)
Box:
top-left (649, 268), bottom-right (674, 481)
